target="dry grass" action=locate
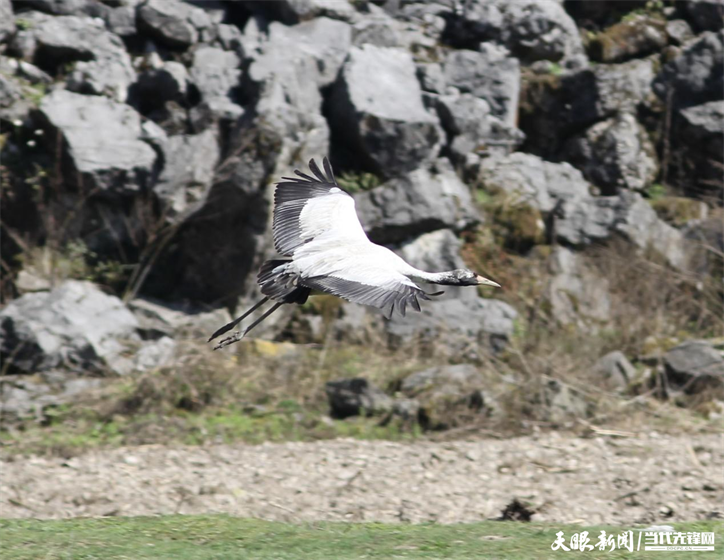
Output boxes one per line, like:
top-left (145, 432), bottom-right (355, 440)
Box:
top-left (459, 223), bottom-right (723, 432)
top-left (2, 211), bottom-right (722, 456)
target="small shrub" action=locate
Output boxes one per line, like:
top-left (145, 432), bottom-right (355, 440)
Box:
top-left (337, 171), bottom-right (381, 194)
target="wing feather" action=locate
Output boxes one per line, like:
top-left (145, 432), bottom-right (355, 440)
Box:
top-left (301, 267), bottom-right (428, 317)
top-left (273, 158), bottom-right (368, 256)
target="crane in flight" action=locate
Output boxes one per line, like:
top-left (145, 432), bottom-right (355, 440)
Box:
top-left (209, 158), bottom-right (500, 349)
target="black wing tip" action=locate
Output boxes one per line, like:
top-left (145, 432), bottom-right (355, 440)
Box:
top-left (275, 157), bottom-right (339, 188)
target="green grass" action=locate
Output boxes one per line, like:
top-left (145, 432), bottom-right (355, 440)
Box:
top-left (0, 407), bottom-right (420, 458)
top-left (1, 516), bottom-right (721, 560)
top-left (336, 171), bottom-right (381, 193)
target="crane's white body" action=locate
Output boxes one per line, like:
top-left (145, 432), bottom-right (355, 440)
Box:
top-left (290, 188), bottom-right (424, 290)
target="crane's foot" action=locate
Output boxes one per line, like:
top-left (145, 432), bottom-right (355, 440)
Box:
top-left (212, 330), bottom-right (244, 350)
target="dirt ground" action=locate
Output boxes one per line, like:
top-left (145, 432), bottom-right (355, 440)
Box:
top-left (1, 433), bottom-right (722, 525)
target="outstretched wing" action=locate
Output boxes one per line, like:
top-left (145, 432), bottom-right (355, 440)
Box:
top-left (273, 158), bottom-right (368, 256)
top-left (302, 273), bottom-right (432, 317)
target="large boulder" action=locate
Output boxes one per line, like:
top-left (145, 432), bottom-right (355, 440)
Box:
top-left (520, 58), bottom-right (656, 157)
top-left (444, 0), bottom-right (584, 64)
top-left (38, 90), bottom-right (158, 194)
top-left (442, 45), bottom-right (520, 126)
top-left (0, 280), bottom-right (139, 375)
top-left (137, 0), bottom-right (213, 48)
top-left (329, 44), bottom-right (441, 177)
top-left (554, 192), bottom-right (687, 270)
top-left (664, 340), bottom-right (724, 394)
top-left (16, 12), bottom-right (135, 101)
top-left (355, 159), bottom-right (480, 245)
top-left (128, 296), bottom-right (231, 340)
top-left (386, 297), bottom-right (518, 357)
top-left (435, 92), bottom-right (525, 163)
top-left (477, 152), bottom-right (591, 213)
top-left (653, 30), bottom-right (723, 110)
top-left (0, 0), bottom-right (15, 43)
top-left (249, 18), bottom-right (351, 90)
top-left (673, 100), bottom-right (724, 199)
top-left (562, 113), bottom-right (658, 195)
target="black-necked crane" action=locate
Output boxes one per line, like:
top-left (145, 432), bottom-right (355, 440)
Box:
top-left (209, 158), bottom-right (500, 349)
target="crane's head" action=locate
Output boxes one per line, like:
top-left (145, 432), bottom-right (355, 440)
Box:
top-left (447, 269), bottom-right (501, 287)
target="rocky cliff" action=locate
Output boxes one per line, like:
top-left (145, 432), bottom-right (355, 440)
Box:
top-left (0, 0), bottom-right (722, 426)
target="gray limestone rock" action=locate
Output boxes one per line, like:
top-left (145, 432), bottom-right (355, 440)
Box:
top-left (554, 192), bottom-right (687, 270)
top-left (0, 374), bottom-right (103, 421)
top-left (189, 45), bottom-right (242, 121)
top-left (592, 351), bottom-right (636, 391)
top-left (446, 0), bottom-right (584, 64)
top-left (664, 340), bottom-right (724, 394)
top-left (562, 113), bottom-right (658, 194)
top-left (355, 159), bottom-right (480, 245)
top-left (0, 72), bottom-right (33, 124)
top-left (13, 0), bottom-right (110, 17)
top-left (39, 89), bottom-right (157, 194)
top-left (128, 296), bottom-right (231, 339)
top-left (653, 30), bottom-right (723, 110)
top-left (329, 44), bottom-right (440, 177)
top-left (352, 8), bottom-right (402, 48)
top-left (546, 246), bottom-right (611, 330)
top-left (104, 4), bottom-right (137, 37)
top-left (249, 17), bottom-right (351, 90)
top-left (666, 19), bottom-right (695, 46)
top-left (20, 12), bottom-right (135, 101)
top-left (0, 0), bottom-right (15, 43)
top-left (443, 45), bottom-right (520, 126)
top-left (153, 128), bottom-right (220, 221)
top-left (436, 92), bottom-right (525, 162)
top-left (386, 297), bottom-right (517, 356)
top-left (253, 0), bottom-right (358, 25)
top-left (0, 280), bottom-right (139, 375)
top-left (542, 379), bottom-right (590, 423)
top-left (477, 152), bottom-right (591, 213)
top-left (520, 57), bottom-right (656, 157)
top-left (137, 0), bottom-right (212, 48)
top-left (416, 62), bottom-right (445, 93)
top-left (674, 100), bottom-right (724, 199)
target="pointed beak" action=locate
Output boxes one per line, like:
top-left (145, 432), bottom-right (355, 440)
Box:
top-left (475, 275), bottom-right (501, 288)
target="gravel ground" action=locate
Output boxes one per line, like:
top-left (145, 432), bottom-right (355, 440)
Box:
top-left (1, 433), bottom-right (722, 525)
